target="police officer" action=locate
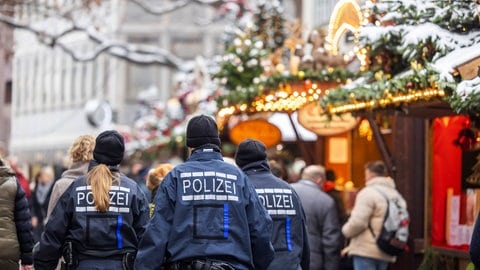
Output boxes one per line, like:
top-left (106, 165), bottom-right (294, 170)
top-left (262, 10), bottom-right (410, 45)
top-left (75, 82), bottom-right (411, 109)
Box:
top-left (34, 130), bottom-right (149, 270)
top-left (235, 139), bottom-right (310, 270)
top-left (135, 115), bottom-right (275, 270)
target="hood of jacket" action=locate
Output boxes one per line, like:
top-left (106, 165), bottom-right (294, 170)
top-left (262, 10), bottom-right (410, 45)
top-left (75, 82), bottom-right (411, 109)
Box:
top-left (241, 160), bottom-right (270, 174)
top-left (365, 176), bottom-right (396, 189)
top-left (0, 165), bottom-right (15, 185)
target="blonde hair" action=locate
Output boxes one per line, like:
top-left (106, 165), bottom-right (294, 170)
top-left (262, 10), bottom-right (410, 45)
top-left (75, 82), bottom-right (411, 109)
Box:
top-left (69, 135), bottom-right (95, 163)
top-left (87, 164), bottom-right (118, 212)
top-left (147, 163), bottom-right (174, 191)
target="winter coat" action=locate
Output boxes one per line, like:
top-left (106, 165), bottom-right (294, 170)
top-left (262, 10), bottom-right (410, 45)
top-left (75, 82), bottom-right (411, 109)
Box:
top-left (46, 162), bottom-right (89, 220)
top-left (34, 173), bottom-right (149, 270)
top-left (342, 176), bottom-right (405, 263)
top-left (241, 160), bottom-right (310, 270)
top-left (0, 165), bottom-right (34, 270)
top-left (291, 179), bottom-right (341, 270)
top-left (135, 146), bottom-right (275, 270)
top-left (470, 211), bottom-right (480, 268)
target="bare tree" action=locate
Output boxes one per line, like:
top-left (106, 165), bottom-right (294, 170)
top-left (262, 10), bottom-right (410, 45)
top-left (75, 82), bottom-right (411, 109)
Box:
top-left (0, 0), bottom-right (250, 70)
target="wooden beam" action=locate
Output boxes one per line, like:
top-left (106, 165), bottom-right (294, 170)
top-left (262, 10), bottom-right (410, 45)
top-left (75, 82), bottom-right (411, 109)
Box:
top-left (366, 112), bottom-right (396, 177)
top-left (287, 112), bottom-right (315, 164)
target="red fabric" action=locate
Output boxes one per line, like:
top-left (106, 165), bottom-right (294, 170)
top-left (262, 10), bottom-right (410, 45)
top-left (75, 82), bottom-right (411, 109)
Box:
top-left (431, 116), bottom-right (468, 244)
top-left (323, 181), bottom-right (336, 192)
top-left (15, 171), bottom-right (31, 200)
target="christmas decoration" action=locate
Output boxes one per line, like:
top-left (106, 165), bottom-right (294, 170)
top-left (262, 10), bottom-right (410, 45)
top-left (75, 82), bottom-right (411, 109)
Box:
top-left (454, 127), bottom-right (477, 151)
top-left (214, 0), bottom-right (356, 120)
top-left (317, 0), bottom-right (480, 116)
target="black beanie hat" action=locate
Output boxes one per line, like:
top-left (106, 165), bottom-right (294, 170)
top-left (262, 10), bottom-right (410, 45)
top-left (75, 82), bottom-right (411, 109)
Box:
top-left (235, 139), bottom-right (267, 168)
top-left (186, 115), bottom-right (221, 148)
top-left (93, 130), bottom-right (125, 166)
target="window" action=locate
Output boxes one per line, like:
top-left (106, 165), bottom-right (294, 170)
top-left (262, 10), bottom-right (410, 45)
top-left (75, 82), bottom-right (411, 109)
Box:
top-left (4, 80), bottom-right (11, 104)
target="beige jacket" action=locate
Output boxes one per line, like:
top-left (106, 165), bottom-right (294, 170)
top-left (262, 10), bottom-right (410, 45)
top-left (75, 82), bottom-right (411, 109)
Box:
top-left (342, 176), bottom-right (407, 263)
top-left (46, 162), bottom-right (89, 220)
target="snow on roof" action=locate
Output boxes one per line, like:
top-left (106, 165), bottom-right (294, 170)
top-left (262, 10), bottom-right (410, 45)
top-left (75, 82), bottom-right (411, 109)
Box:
top-left (433, 43), bottom-right (480, 76)
top-left (456, 77), bottom-right (480, 99)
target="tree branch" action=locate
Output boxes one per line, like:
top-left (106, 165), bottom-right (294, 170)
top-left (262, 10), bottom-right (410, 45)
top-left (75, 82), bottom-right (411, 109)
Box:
top-left (129, 0), bottom-right (229, 15)
top-left (0, 11), bottom-right (188, 69)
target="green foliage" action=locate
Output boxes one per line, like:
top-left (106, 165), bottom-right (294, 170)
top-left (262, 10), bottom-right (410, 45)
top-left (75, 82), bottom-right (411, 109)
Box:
top-left (418, 247), bottom-right (457, 270)
top-left (214, 35), bottom-right (268, 92)
top-left (320, 66), bottom-right (456, 112)
top-left (217, 67), bottom-right (355, 109)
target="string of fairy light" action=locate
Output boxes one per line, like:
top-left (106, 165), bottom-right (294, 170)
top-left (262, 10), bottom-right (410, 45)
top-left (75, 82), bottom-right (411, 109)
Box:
top-left (328, 88), bottom-right (446, 114)
top-left (217, 80), bottom-right (340, 118)
top-left (217, 0), bottom-right (462, 121)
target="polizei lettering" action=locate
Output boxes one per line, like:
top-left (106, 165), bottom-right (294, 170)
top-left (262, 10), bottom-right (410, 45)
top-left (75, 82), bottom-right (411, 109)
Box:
top-left (181, 171), bottom-right (238, 202)
top-left (256, 188), bottom-right (296, 216)
top-left (75, 185), bottom-right (131, 213)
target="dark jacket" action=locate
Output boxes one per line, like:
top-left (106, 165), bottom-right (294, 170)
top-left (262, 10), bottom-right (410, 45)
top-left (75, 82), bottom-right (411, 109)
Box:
top-left (470, 211), bottom-right (480, 268)
top-left (30, 179), bottom-right (54, 242)
top-left (0, 165), bottom-right (34, 269)
top-left (135, 146), bottom-right (275, 270)
top-left (292, 180), bottom-right (341, 270)
top-left (241, 160), bottom-right (309, 270)
top-left (33, 173), bottom-right (149, 270)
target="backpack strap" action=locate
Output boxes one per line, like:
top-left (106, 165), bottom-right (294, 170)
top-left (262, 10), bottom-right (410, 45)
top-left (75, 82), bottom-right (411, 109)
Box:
top-left (367, 186), bottom-right (389, 238)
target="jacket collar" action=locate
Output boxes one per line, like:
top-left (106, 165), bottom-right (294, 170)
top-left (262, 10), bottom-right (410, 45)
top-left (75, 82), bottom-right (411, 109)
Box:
top-left (188, 144), bottom-right (223, 161)
top-left (366, 176), bottom-right (396, 189)
top-left (241, 160), bottom-right (270, 175)
top-left (297, 179), bottom-right (321, 190)
top-left (61, 162), bottom-right (89, 180)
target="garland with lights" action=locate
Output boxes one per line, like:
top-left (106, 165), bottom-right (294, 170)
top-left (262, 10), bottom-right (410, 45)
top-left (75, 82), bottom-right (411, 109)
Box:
top-left (321, 66), bottom-right (456, 114)
top-left (316, 0), bottom-right (480, 116)
top-left (214, 1), bottom-right (356, 117)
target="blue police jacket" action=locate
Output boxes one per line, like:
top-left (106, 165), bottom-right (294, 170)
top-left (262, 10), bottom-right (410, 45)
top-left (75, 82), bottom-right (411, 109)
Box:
top-left (241, 160), bottom-right (310, 270)
top-left (135, 146), bottom-right (275, 270)
top-left (34, 173), bottom-right (149, 270)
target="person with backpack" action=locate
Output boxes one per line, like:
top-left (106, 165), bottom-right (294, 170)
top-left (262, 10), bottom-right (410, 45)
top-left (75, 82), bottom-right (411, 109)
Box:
top-left (342, 160), bottom-right (409, 270)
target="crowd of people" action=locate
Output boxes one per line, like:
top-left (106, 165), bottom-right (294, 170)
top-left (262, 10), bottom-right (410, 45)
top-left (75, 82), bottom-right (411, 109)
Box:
top-left (0, 114), bottom-right (414, 270)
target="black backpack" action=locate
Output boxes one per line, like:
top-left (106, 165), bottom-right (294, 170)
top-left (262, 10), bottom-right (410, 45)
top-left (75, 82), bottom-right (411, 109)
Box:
top-left (369, 186), bottom-right (410, 256)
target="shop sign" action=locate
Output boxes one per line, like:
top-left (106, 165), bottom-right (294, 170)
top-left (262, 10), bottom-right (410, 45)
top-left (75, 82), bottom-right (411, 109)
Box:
top-left (229, 119), bottom-right (281, 148)
top-left (298, 102), bottom-right (360, 136)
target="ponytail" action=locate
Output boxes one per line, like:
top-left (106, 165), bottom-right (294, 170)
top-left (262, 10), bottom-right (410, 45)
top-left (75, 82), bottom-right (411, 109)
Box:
top-left (87, 164), bottom-right (113, 212)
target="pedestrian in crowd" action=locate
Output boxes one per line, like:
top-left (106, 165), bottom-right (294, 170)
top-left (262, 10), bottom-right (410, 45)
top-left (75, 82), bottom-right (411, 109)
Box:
top-left (8, 157), bottom-right (31, 200)
top-left (30, 166), bottom-right (55, 242)
top-left (33, 130), bottom-right (149, 270)
top-left (342, 160), bottom-right (406, 270)
top-left (0, 158), bottom-right (34, 270)
top-left (324, 169), bottom-right (348, 225)
top-left (235, 139), bottom-right (310, 270)
top-left (268, 159), bottom-right (288, 181)
top-left (127, 160), bottom-right (151, 201)
top-left (135, 115), bottom-right (275, 270)
top-left (146, 163), bottom-right (173, 217)
top-left (291, 164), bottom-right (341, 270)
top-left (325, 169), bottom-right (352, 270)
top-left (46, 134), bottom-right (95, 220)
top-left (470, 211), bottom-right (480, 269)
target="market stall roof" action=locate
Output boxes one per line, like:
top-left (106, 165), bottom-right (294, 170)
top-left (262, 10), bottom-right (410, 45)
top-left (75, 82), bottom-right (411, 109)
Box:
top-left (268, 112), bottom-right (317, 142)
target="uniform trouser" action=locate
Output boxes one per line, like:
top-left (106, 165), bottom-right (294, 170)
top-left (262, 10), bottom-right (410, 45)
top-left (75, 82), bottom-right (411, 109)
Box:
top-left (75, 259), bottom-right (123, 270)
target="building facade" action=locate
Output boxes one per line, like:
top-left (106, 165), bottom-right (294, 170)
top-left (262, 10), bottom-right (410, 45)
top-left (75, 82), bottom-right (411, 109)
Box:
top-left (0, 23), bottom-right (13, 157)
